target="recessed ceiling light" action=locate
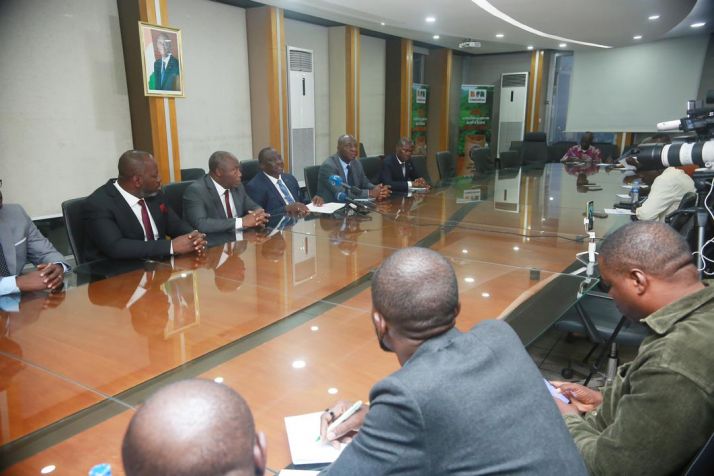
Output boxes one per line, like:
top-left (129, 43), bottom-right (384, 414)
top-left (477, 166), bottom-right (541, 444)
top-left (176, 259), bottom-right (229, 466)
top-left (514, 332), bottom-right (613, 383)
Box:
top-left (559, 43), bottom-right (567, 48)
top-left (310, 325), bottom-right (319, 331)
top-left (481, 292), bottom-right (491, 298)
top-left (328, 387), bottom-right (339, 395)
top-left (41, 466), bottom-right (57, 474)
top-left (425, 16), bottom-right (436, 23)
top-left (380, 21), bottom-right (385, 26)
top-left (433, 34), bottom-right (440, 39)
top-left (691, 22), bottom-right (706, 28)
top-left (464, 277), bottom-right (475, 283)
top-left (496, 33), bottom-right (504, 38)
top-left (513, 246), bottom-right (520, 251)
top-left (213, 376), bottom-right (224, 383)
top-left (648, 15), bottom-right (660, 21)
top-left (527, 45), bottom-right (534, 50)
top-left (633, 35), bottom-right (642, 40)
top-left (462, 249), bottom-right (468, 254)
top-left (292, 360), bottom-right (306, 369)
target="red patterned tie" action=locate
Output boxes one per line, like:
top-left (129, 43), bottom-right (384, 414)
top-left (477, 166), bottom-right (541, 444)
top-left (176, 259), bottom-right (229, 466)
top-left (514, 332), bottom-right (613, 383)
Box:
top-left (138, 199), bottom-right (155, 241)
top-left (224, 190), bottom-right (233, 218)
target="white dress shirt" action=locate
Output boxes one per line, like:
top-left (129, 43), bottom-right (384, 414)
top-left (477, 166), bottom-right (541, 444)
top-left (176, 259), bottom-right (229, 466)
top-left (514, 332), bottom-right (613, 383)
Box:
top-left (210, 177), bottom-right (244, 230)
top-left (636, 167), bottom-right (696, 222)
top-left (396, 157), bottom-right (413, 188)
top-left (113, 181), bottom-right (175, 255)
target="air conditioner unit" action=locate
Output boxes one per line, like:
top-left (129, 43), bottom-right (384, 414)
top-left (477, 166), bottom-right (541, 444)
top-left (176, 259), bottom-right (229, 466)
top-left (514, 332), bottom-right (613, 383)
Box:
top-left (497, 72), bottom-right (529, 158)
top-left (287, 46), bottom-right (316, 186)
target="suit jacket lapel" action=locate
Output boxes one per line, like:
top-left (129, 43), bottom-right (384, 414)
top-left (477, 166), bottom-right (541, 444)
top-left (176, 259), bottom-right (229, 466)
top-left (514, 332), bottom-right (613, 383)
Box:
top-left (0, 209), bottom-right (17, 274)
top-left (204, 176), bottom-right (226, 218)
top-left (106, 181), bottom-right (145, 239)
top-left (333, 155), bottom-right (347, 181)
top-left (145, 197), bottom-right (165, 237)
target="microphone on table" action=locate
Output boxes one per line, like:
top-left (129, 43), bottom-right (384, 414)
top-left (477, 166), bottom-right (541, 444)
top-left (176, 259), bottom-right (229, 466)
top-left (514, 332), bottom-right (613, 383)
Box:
top-left (329, 175), bottom-right (363, 196)
top-left (328, 175), bottom-right (372, 213)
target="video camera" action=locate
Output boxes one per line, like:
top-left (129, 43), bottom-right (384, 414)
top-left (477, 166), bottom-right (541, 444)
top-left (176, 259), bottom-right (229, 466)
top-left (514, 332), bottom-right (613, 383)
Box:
top-left (622, 90), bottom-right (714, 171)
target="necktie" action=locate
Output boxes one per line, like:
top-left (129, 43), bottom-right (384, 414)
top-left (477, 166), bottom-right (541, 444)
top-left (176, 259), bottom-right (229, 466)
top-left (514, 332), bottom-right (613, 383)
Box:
top-left (346, 164), bottom-right (355, 186)
top-left (138, 199), bottom-right (155, 241)
top-left (224, 190), bottom-right (233, 218)
top-left (402, 163), bottom-right (406, 179)
top-left (277, 178), bottom-right (295, 204)
top-left (161, 61), bottom-right (166, 86)
top-left (0, 245), bottom-right (10, 276)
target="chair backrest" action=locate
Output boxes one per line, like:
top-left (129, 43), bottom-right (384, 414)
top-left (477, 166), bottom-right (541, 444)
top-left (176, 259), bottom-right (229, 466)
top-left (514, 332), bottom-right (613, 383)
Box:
top-left (240, 159), bottom-right (260, 184)
top-left (435, 150), bottom-right (456, 180)
top-left (180, 168), bottom-right (205, 181)
top-left (359, 142), bottom-right (367, 158)
top-left (548, 141), bottom-right (577, 163)
top-left (520, 132), bottom-right (549, 166)
top-left (61, 197), bottom-right (88, 265)
top-left (509, 140), bottom-right (523, 154)
top-left (410, 155), bottom-right (431, 185)
top-left (359, 156), bottom-right (382, 184)
top-left (470, 147), bottom-right (495, 175)
top-left (593, 142), bottom-right (617, 162)
top-left (162, 181), bottom-right (193, 219)
top-left (304, 165), bottom-right (321, 198)
top-left (685, 432), bottom-right (714, 475)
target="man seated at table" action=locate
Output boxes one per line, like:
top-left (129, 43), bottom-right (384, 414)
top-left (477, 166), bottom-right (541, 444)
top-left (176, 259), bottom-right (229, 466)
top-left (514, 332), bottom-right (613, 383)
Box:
top-left (379, 137), bottom-right (430, 193)
top-left (319, 247), bottom-right (586, 475)
top-left (0, 180), bottom-right (69, 297)
top-left (84, 150), bottom-right (206, 261)
top-left (184, 151), bottom-right (270, 234)
top-left (552, 222), bottom-right (714, 475)
top-left (561, 132), bottom-right (602, 163)
top-left (245, 146), bottom-right (323, 215)
top-left (317, 134), bottom-right (390, 202)
top-left (122, 379), bottom-right (267, 476)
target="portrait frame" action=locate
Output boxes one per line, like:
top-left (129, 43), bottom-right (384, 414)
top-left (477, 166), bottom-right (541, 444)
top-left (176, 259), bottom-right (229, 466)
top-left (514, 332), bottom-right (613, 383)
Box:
top-left (138, 21), bottom-right (185, 97)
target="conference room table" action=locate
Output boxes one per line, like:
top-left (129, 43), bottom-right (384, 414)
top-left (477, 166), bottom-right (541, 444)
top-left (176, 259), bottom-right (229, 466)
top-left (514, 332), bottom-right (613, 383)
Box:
top-left (0, 163), bottom-right (633, 474)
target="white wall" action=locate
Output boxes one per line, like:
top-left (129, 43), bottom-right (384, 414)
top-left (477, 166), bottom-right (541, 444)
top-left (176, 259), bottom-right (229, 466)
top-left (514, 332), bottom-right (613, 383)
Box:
top-left (284, 19), bottom-right (331, 162)
top-left (170, 0), bottom-right (253, 165)
top-left (0, 0), bottom-right (133, 217)
top-left (359, 35), bottom-right (386, 156)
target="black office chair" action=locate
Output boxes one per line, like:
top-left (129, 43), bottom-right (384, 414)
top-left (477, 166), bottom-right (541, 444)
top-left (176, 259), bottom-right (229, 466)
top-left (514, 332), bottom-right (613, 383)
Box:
top-left (411, 155), bottom-right (432, 185)
top-left (509, 140), bottom-right (523, 156)
top-left (359, 156), bottom-right (382, 184)
top-left (180, 168), bottom-right (205, 181)
top-left (435, 150), bottom-right (456, 181)
top-left (359, 142), bottom-right (367, 158)
top-left (240, 159), bottom-right (260, 184)
top-left (520, 132), bottom-right (549, 166)
top-left (61, 197), bottom-right (88, 265)
top-left (548, 141), bottom-right (577, 163)
top-left (162, 181), bottom-right (193, 219)
top-left (555, 292), bottom-right (648, 381)
top-left (470, 147), bottom-right (495, 176)
top-left (498, 150), bottom-right (522, 169)
top-left (593, 142), bottom-right (617, 162)
top-left (304, 165), bottom-right (320, 199)
top-left (685, 432), bottom-right (714, 476)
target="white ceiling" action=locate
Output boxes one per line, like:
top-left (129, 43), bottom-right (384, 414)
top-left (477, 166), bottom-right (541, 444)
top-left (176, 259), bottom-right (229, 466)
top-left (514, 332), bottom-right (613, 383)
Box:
top-left (259, 0), bottom-right (712, 53)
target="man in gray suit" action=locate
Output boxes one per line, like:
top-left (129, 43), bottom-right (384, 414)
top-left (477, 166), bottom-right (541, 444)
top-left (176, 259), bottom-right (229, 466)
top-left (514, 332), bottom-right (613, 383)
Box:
top-left (183, 151), bottom-right (270, 234)
top-left (0, 181), bottom-right (68, 296)
top-left (317, 135), bottom-right (390, 202)
top-left (319, 248), bottom-right (587, 475)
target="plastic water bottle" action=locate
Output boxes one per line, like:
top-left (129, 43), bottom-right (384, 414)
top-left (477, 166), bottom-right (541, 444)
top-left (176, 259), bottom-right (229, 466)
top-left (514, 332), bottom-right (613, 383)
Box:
top-left (88, 463), bottom-right (111, 476)
top-left (630, 179), bottom-right (641, 204)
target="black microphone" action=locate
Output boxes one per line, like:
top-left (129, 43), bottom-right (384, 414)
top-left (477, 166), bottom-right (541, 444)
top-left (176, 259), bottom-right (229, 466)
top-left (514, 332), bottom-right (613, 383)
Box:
top-left (329, 175), bottom-right (362, 196)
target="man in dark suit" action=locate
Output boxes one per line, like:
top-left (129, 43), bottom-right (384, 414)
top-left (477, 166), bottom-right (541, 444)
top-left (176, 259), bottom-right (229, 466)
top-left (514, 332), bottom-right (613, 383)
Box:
top-left (153, 33), bottom-right (180, 91)
top-left (245, 147), bottom-right (323, 215)
top-left (183, 151), bottom-right (269, 234)
top-left (0, 181), bottom-right (68, 296)
top-left (317, 134), bottom-right (390, 202)
top-left (83, 150), bottom-right (206, 261)
top-left (379, 137), bottom-right (430, 193)
top-left (319, 247), bottom-right (587, 475)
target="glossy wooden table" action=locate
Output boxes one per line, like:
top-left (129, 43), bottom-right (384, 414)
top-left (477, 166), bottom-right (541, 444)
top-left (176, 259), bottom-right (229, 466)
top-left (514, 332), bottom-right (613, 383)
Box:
top-left (1, 164), bottom-right (632, 474)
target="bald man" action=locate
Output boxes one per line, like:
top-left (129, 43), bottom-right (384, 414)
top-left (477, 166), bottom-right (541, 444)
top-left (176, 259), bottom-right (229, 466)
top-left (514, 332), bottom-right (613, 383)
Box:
top-left (84, 150), bottom-right (206, 261)
top-left (552, 222), bottom-right (714, 475)
top-left (319, 248), bottom-right (586, 475)
top-left (122, 379), bottom-right (266, 476)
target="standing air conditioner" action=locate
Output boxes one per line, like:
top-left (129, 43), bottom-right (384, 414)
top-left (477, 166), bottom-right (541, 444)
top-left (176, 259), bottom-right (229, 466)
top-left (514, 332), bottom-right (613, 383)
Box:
top-left (497, 72), bottom-right (529, 157)
top-left (287, 46), bottom-right (315, 186)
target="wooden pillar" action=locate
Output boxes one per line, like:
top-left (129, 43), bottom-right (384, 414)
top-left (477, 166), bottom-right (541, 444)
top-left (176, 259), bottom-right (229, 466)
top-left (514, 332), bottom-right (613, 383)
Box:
top-left (345, 26), bottom-right (361, 142)
top-left (525, 49), bottom-right (545, 133)
top-left (247, 6), bottom-right (290, 167)
top-left (385, 38), bottom-right (413, 152)
top-left (425, 48), bottom-right (452, 177)
top-left (117, 0), bottom-right (181, 183)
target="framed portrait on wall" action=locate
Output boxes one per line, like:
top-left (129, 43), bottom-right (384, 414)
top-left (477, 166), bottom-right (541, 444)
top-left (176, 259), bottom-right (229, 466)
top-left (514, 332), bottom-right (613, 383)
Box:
top-left (138, 22), bottom-right (184, 97)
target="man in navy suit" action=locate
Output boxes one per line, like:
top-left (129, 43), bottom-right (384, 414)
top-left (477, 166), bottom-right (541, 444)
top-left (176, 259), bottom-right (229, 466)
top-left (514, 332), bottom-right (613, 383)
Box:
top-left (83, 150), bottom-right (206, 261)
top-left (152, 33), bottom-right (180, 91)
top-left (245, 147), bottom-right (323, 215)
top-left (379, 137), bottom-right (429, 193)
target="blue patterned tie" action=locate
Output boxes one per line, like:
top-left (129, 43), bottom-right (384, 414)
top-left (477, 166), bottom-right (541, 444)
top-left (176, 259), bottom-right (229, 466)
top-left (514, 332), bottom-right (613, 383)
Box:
top-left (277, 178), bottom-right (295, 204)
top-left (346, 164), bottom-right (355, 186)
top-left (0, 245), bottom-right (10, 276)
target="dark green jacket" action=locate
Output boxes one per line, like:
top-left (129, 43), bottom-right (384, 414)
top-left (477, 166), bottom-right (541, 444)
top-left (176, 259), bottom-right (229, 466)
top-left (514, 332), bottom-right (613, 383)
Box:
top-left (564, 285), bottom-right (714, 475)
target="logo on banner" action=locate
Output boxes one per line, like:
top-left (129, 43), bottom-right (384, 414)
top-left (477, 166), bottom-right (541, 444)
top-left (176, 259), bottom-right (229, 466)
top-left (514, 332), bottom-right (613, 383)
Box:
top-left (416, 88), bottom-right (427, 104)
top-left (468, 88), bottom-right (487, 104)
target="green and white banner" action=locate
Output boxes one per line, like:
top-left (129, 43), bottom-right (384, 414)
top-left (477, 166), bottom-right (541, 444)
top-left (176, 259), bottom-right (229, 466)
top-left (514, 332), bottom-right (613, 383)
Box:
top-left (411, 83), bottom-right (429, 155)
top-left (458, 84), bottom-right (494, 173)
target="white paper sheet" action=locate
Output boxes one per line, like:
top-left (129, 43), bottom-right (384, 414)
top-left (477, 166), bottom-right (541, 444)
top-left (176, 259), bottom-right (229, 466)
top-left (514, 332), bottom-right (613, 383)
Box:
top-left (616, 194), bottom-right (631, 199)
top-left (284, 412), bottom-right (344, 465)
top-left (307, 202), bottom-right (345, 214)
top-left (604, 208), bottom-right (635, 215)
top-left (279, 471), bottom-right (320, 476)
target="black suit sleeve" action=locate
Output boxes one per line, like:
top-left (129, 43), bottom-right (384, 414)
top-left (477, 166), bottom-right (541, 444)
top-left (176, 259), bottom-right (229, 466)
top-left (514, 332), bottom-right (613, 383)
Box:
top-left (84, 197), bottom-right (172, 260)
top-left (164, 202), bottom-right (192, 237)
top-left (380, 157), bottom-right (408, 193)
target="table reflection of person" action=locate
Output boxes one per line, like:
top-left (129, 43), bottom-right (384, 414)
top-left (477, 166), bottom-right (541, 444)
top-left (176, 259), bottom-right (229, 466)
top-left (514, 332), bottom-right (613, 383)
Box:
top-left (210, 241), bottom-right (247, 292)
top-left (152, 33), bottom-right (179, 91)
top-left (320, 215), bottom-right (368, 256)
top-left (260, 232), bottom-right (286, 262)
